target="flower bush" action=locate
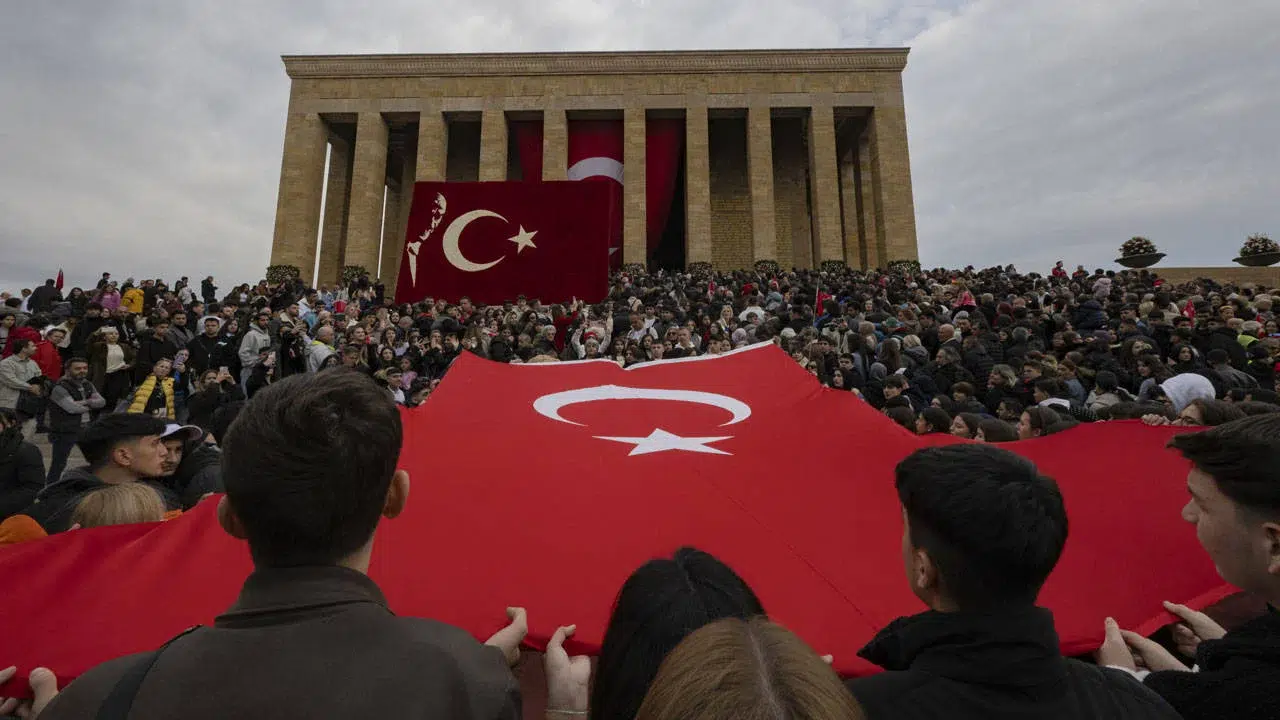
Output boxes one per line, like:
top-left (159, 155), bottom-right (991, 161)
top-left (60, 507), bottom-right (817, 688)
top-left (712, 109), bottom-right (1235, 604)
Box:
top-left (1240, 233), bottom-right (1278, 257)
top-left (753, 259), bottom-right (780, 275)
top-left (686, 261), bottom-right (713, 274)
top-left (265, 264), bottom-right (301, 285)
top-left (341, 265), bottom-right (368, 286)
top-left (819, 260), bottom-right (847, 273)
top-left (886, 259), bottom-right (922, 275)
top-left (1119, 236), bottom-right (1158, 258)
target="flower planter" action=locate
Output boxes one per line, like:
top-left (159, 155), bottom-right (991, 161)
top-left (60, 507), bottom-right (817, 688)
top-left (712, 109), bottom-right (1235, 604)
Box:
top-left (1115, 252), bottom-right (1165, 269)
top-left (1233, 252), bottom-right (1280, 267)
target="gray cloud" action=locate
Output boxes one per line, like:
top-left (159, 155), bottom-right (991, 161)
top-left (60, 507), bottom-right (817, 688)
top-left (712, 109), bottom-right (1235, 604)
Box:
top-left (1, 0), bottom-right (1276, 294)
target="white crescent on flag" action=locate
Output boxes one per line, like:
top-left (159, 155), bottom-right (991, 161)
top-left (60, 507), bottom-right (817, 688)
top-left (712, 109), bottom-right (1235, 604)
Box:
top-left (567, 157), bottom-right (624, 184)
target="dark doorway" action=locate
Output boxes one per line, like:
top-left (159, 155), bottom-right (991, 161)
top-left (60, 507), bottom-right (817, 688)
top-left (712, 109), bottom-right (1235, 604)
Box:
top-left (651, 148), bottom-right (687, 271)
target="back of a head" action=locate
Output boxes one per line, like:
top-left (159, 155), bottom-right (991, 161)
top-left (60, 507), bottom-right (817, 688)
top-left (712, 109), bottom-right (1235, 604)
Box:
top-left (221, 369), bottom-right (402, 567)
top-left (71, 483), bottom-right (167, 528)
top-left (895, 444), bottom-right (1068, 609)
top-left (591, 547), bottom-right (766, 720)
top-left (635, 617), bottom-right (863, 720)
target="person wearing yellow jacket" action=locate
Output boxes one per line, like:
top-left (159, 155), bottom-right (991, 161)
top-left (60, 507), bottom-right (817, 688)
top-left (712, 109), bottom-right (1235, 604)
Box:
top-left (125, 358), bottom-right (174, 418)
top-left (120, 284), bottom-right (144, 315)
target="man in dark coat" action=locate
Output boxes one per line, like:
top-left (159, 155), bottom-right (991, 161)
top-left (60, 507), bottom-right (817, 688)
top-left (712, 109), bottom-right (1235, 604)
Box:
top-left (27, 279), bottom-right (62, 315)
top-left (1097, 414), bottom-right (1280, 720)
top-left (23, 413), bottom-right (177, 533)
top-left (33, 370), bottom-right (522, 720)
top-left (848, 444), bottom-right (1180, 719)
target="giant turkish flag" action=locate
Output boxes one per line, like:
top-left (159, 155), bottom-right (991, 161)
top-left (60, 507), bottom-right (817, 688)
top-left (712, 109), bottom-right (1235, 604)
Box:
top-left (393, 181), bottom-right (612, 305)
top-left (0, 345), bottom-right (1234, 696)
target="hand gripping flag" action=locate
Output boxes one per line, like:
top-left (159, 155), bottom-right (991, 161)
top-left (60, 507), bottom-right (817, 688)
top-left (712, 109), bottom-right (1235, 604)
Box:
top-left (0, 344), bottom-right (1233, 695)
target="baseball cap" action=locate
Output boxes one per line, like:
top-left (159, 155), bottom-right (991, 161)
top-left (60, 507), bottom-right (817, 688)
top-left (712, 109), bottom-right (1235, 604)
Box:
top-left (160, 424), bottom-right (204, 444)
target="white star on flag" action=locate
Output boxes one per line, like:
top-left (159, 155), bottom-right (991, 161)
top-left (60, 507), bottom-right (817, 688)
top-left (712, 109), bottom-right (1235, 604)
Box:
top-left (593, 428), bottom-right (733, 456)
top-left (508, 226), bottom-right (537, 253)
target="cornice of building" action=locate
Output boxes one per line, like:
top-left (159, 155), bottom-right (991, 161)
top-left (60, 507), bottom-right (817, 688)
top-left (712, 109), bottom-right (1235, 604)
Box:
top-left (282, 48), bottom-right (910, 79)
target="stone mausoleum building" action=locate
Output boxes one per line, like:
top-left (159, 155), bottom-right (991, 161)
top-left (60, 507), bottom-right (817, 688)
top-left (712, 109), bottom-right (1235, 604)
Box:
top-left (270, 49), bottom-right (920, 286)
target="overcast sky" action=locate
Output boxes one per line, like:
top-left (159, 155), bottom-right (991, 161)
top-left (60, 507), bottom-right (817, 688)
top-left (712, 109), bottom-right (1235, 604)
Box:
top-left (2, 0), bottom-right (1277, 293)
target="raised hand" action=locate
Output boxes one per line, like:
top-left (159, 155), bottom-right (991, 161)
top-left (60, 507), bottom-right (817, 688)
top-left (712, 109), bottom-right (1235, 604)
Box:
top-left (484, 607), bottom-right (528, 667)
top-left (544, 625), bottom-right (591, 714)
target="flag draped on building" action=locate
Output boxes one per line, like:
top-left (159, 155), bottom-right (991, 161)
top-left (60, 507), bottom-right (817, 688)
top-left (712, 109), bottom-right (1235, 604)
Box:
top-left (513, 119), bottom-right (683, 270)
top-left (0, 345), bottom-right (1233, 692)
top-left (393, 181), bottom-right (613, 305)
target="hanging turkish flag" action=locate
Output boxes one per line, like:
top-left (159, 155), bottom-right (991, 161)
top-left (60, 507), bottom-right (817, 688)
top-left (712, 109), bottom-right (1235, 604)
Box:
top-left (567, 120), bottom-right (625, 271)
top-left (0, 345), bottom-right (1234, 697)
top-left (393, 181), bottom-right (612, 305)
top-left (55, 269), bottom-right (64, 291)
top-left (515, 119), bottom-right (683, 271)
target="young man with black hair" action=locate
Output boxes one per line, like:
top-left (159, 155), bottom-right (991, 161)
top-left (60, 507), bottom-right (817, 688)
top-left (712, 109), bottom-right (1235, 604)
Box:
top-left (35, 370), bottom-right (524, 720)
top-left (848, 444), bottom-right (1179, 719)
top-left (23, 413), bottom-right (177, 533)
top-left (1097, 414), bottom-right (1280, 719)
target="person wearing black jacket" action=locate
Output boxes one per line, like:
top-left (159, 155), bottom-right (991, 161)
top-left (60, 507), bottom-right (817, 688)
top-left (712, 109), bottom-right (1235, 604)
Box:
top-left (68, 303), bottom-right (109, 357)
top-left (0, 408), bottom-right (45, 521)
top-left (186, 368), bottom-right (245, 433)
top-left (1097, 414), bottom-right (1280, 720)
top-left (133, 320), bottom-right (178, 384)
top-left (185, 316), bottom-right (228, 377)
top-left (22, 413), bottom-right (177, 533)
top-left (847, 444), bottom-right (1179, 720)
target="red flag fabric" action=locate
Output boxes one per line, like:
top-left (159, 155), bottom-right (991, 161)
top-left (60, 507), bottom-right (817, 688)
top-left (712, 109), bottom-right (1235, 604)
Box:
top-left (393, 181), bottom-right (612, 306)
top-left (0, 345), bottom-right (1233, 696)
top-left (513, 120), bottom-right (544, 182)
top-left (55, 269), bottom-right (64, 291)
top-left (643, 119), bottom-right (683, 260)
top-left (567, 120), bottom-right (625, 271)
top-left (518, 119), bottom-right (683, 270)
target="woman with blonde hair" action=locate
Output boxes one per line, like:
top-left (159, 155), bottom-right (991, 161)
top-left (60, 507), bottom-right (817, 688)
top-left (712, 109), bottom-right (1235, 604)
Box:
top-left (635, 617), bottom-right (863, 720)
top-left (70, 482), bottom-right (170, 529)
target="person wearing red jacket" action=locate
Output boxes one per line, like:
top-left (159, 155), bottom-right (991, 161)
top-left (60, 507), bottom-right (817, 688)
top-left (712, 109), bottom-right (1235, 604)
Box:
top-left (33, 328), bottom-right (65, 382)
top-left (1, 325), bottom-right (41, 359)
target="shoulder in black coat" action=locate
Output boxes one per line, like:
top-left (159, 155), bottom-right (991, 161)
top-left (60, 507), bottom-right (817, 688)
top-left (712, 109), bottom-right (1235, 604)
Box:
top-left (849, 607), bottom-right (1180, 720)
top-left (0, 432), bottom-right (46, 521)
top-left (1143, 608), bottom-right (1280, 720)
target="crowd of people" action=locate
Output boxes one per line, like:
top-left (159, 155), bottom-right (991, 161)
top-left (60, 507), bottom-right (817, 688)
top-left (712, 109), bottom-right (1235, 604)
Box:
top-left (0, 260), bottom-right (1277, 719)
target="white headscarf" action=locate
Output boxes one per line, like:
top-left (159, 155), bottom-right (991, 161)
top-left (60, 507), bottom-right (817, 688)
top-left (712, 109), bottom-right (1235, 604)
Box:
top-left (1160, 373), bottom-right (1216, 413)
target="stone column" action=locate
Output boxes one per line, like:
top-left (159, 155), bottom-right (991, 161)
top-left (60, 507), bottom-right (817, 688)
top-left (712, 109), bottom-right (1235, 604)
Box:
top-left (386, 156), bottom-right (416, 292)
top-left (838, 147), bottom-right (864, 270)
top-left (867, 105), bottom-right (919, 262)
top-left (316, 133), bottom-right (352, 286)
top-left (542, 102), bottom-right (567, 180)
top-left (343, 111), bottom-right (389, 274)
top-left (479, 104), bottom-right (508, 182)
top-left (857, 133), bottom-right (881, 269)
top-left (270, 112), bottom-right (328, 278)
top-left (746, 104), bottom-right (776, 263)
top-left (807, 103), bottom-right (843, 265)
top-left (622, 105), bottom-right (647, 266)
top-left (684, 102), bottom-right (712, 265)
top-left (417, 102), bottom-right (448, 182)
top-left (379, 181), bottom-right (402, 282)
